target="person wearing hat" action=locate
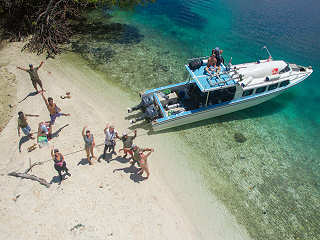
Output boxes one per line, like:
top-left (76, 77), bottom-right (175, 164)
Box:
top-left (50, 146), bottom-right (71, 182)
top-left (82, 126), bottom-right (96, 165)
top-left (17, 61), bottom-right (45, 93)
top-left (17, 111), bottom-right (39, 140)
top-left (103, 123), bottom-right (118, 161)
top-left (117, 129), bottom-right (137, 159)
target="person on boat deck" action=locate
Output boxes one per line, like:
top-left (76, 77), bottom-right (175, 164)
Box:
top-left (40, 92), bottom-right (70, 126)
top-left (17, 111), bottom-right (39, 140)
top-left (205, 54), bottom-right (217, 75)
top-left (212, 47), bottom-right (225, 72)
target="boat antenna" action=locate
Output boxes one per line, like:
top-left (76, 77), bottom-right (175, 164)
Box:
top-left (263, 46), bottom-right (272, 59)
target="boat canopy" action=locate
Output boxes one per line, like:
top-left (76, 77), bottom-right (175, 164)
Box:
top-left (185, 64), bottom-right (238, 92)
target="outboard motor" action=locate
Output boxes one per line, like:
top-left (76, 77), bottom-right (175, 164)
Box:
top-left (130, 105), bottom-right (159, 124)
top-left (128, 94), bottom-right (154, 113)
top-left (188, 58), bottom-right (203, 71)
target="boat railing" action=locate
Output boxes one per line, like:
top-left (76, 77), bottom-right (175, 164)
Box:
top-left (207, 69), bottom-right (241, 87)
top-left (187, 56), bottom-right (210, 61)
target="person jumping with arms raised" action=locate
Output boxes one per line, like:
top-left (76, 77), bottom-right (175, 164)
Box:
top-left (17, 61), bottom-right (45, 93)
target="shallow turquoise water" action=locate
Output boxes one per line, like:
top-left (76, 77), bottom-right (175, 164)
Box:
top-left (72, 1), bottom-right (320, 239)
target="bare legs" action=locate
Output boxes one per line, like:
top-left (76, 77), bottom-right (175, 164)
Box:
top-left (137, 162), bottom-right (150, 179)
top-left (85, 146), bottom-right (96, 165)
top-left (32, 80), bottom-right (44, 93)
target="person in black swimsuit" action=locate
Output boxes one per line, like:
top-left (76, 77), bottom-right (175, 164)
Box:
top-left (51, 147), bottom-right (71, 182)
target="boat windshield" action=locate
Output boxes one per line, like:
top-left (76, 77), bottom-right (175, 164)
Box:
top-left (279, 63), bottom-right (291, 74)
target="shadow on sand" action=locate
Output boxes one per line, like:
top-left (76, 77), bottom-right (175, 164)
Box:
top-left (113, 164), bottom-right (146, 183)
top-left (50, 173), bottom-right (71, 185)
top-left (51, 124), bottom-right (70, 139)
top-left (18, 135), bottom-right (32, 152)
top-left (18, 91), bottom-right (38, 104)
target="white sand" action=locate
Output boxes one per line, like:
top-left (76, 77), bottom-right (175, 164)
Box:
top-left (0, 42), bottom-right (252, 240)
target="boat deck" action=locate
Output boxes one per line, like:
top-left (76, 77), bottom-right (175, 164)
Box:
top-left (185, 64), bottom-right (237, 92)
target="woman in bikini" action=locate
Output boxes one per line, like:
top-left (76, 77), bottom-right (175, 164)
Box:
top-left (137, 148), bottom-right (154, 179)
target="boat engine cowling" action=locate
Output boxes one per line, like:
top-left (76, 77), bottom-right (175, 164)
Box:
top-left (141, 94), bottom-right (154, 109)
top-left (145, 105), bottom-right (159, 121)
top-left (188, 59), bottom-right (203, 71)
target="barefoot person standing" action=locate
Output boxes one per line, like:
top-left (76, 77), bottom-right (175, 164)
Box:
top-left (41, 92), bottom-right (70, 125)
top-left (103, 124), bottom-right (118, 160)
top-left (50, 146), bottom-right (71, 182)
top-left (17, 111), bottom-right (39, 139)
top-left (82, 126), bottom-right (96, 165)
top-left (17, 61), bottom-right (45, 93)
top-left (137, 148), bottom-right (154, 179)
top-left (118, 129), bottom-right (137, 159)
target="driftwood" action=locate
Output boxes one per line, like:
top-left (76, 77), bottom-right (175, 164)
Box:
top-left (8, 161), bottom-right (50, 188)
top-left (25, 161), bottom-right (44, 174)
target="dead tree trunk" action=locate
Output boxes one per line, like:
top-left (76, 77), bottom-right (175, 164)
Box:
top-left (8, 161), bottom-right (50, 188)
top-left (8, 172), bottom-right (51, 188)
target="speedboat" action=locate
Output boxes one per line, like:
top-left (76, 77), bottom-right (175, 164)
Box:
top-left (127, 52), bottom-right (313, 131)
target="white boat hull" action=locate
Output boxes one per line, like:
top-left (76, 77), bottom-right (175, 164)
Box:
top-left (152, 90), bottom-right (282, 131)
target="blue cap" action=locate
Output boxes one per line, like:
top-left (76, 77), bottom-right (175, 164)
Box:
top-left (29, 64), bottom-right (33, 68)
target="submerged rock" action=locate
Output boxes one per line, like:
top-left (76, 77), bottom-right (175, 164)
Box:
top-left (234, 132), bottom-right (247, 143)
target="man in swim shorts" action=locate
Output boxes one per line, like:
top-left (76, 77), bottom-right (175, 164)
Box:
top-left (17, 62), bottom-right (45, 93)
top-left (205, 54), bottom-right (217, 75)
top-left (117, 129), bottom-right (137, 159)
top-left (41, 92), bottom-right (70, 125)
top-left (17, 111), bottom-right (39, 139)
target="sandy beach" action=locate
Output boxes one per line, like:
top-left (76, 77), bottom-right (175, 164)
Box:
top-left (0, 41), bottom-right (252, 240)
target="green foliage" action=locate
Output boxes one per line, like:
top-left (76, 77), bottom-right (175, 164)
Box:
top-left (0, 0), bottom-right (156, 55)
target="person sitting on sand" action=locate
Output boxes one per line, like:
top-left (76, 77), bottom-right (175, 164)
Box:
top-left (17, 111), bottom-right (39, 139)
top-left (41, 92), bottom-right (70, 125)
top-left (137, 148), bottom-right (154, 179)
top-left (17, 61), bottom-right (45, 93)
top-left (117, 129), bottom-right (137, 159)
top-left (50, 146), bottom-right (71, 182)
top-left (82, 126), bottom-right (96, 165)
top-left (103, 124), bottom-right (118, 160)
top-left (37, 121), bottom-right (51, 147)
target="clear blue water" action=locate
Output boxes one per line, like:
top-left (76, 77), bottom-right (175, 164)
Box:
top-left (73, 1), bottom-right (320, 239)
